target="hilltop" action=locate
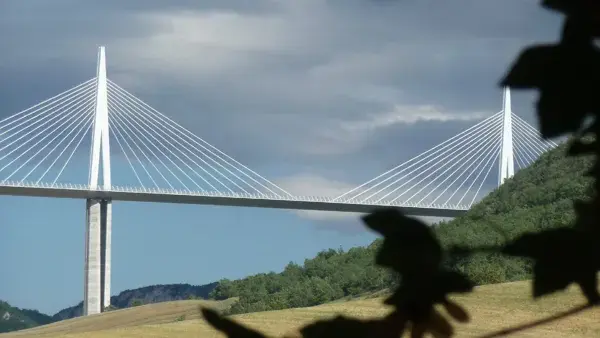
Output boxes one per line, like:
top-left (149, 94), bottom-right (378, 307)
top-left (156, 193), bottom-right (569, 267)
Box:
top-left (435, 141), bottom-right (593, 284)
top-left (1, 282), bottom-right (218, 333)
top-left (53, 282), bottom-right (218, 320)
top-left (207, 141), bottom-right (593, 313)
top-left (0, 301), bottom-right (53, 333)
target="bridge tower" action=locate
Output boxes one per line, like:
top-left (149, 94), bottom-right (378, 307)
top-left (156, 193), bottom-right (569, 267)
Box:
top-left (84, 46), bottom-right (113, 316)
top-left (498, 87), bottom-right (515, 186)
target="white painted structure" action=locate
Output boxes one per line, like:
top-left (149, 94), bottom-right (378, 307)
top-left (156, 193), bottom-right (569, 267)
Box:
top-left (84, 46), bottom-right (113, 315)
top-left (0, 181), bottom-right (467, 217)
top-left (498, 87), bottom-right (515, 185)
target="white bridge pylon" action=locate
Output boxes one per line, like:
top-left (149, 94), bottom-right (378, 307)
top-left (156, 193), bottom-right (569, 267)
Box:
top-left (80, 46), bottom-right (298, 315)
top-left (499, 87), bottom-right (514, 185)
top-left (84, 46), bottom-right (113, 316)
top-left (89, 46), bottom-right (111, 191)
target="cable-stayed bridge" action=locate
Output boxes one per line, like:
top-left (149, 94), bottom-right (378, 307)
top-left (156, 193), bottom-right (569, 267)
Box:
top-left (1, 47), bottom-right (557, 316)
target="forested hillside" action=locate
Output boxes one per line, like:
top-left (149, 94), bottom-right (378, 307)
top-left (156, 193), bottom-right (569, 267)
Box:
top-left (209, 141), bottom-right (594, 314)
top-left (436, 141), bottom-right (593, 284)
top-left (0, 301), bottom-right (53, 333)
top-left (209, 243), bottom-right (395, 313)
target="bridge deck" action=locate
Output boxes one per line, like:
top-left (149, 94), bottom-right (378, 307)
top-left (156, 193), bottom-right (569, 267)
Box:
top-left (0, 183), bottom-right (467, 218)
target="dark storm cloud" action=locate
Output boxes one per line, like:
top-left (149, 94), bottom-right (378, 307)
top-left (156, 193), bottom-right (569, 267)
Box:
top-left (0, 0), bottom-right (562, 208)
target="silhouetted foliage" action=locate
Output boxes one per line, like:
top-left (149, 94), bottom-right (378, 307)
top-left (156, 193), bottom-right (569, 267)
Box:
top-left (200, 0), bottom-right (600, 336)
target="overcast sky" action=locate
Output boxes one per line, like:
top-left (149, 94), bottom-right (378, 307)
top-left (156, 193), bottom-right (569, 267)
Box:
top-left (0, 0), bottom-right (562, 314)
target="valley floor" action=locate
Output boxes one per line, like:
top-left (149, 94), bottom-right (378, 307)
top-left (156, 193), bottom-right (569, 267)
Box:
top-left (2, 281), bottom-right (600, 337)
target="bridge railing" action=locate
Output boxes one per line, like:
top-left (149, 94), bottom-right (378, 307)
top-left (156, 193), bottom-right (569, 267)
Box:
top-left (0, 180), bottom-right (469, 210)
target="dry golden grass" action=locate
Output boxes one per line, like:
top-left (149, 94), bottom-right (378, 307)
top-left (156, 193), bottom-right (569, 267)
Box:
top-left (0, 298), bottom-right (237, 338)
top-left (3, 281), bottom-right (600, 337)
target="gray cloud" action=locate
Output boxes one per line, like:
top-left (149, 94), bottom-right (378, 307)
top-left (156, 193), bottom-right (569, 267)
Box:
top-left (0, 0), bottom-right (561, 223)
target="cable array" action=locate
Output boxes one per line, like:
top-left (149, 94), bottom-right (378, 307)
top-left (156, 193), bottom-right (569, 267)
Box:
top-left (334, 111), bottom-right (505, 208)
top-left (335, 111), bottom-right (561, 209)
top-left (0, 79), bottom-right (97, 185)
top-left (105, 80), bottom-right (292, 198)
top-left (511, 114), bottom-right (559, 170)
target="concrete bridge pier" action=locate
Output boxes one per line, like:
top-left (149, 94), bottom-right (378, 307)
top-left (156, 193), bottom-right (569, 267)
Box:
top-left (84, 198), bottom-right (112, 315)
top-left (84, 45), bottom-right (112, 316)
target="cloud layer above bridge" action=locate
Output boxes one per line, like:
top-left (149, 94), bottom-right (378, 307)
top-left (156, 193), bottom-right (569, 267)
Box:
top-left (0, 0), bottom-right (561, 225)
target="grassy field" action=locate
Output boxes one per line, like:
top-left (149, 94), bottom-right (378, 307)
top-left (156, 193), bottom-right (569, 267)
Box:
top-left (3, 281), bottom-right (600, 337)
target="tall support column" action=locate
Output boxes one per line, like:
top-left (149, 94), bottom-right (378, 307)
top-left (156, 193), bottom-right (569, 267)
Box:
top-left (498, 87), bottom-right (515, 186)
top-left (84, 46), bottom-right (112, 316)
top-left (100, 199), bottom-right (112, 310)
top-left (84, 199), bottom-right (102, 316)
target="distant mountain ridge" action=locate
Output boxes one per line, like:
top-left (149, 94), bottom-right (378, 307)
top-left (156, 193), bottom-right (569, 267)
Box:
top-left (1, 282), bottom-right (218, 333)
top-left (52, 282), bottom-right (218, 320)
